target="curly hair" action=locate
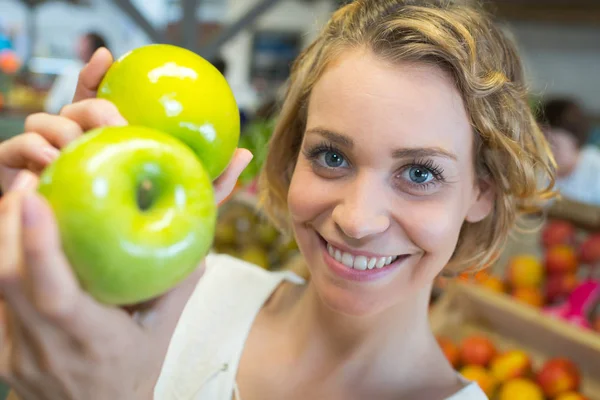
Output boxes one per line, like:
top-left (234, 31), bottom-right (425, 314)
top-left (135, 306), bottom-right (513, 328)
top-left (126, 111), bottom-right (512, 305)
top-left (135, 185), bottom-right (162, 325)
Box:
top-left (259, 0), bottom-right (556, 274)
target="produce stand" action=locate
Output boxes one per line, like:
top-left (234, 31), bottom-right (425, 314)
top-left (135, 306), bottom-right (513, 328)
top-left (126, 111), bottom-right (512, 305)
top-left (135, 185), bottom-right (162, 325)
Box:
top-left (431, 282), bottom-right (600, 399)
top-left (432, 196), bottom-right (600, 399)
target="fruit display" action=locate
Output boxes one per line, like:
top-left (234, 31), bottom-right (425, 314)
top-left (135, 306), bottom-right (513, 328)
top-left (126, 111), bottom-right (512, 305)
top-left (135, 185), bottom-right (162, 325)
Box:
top-left (453, 219), bottom-right (600, 334)
top-left (438, 334), bottom-right (587, 400)
top-left (212, 194), bottom-right (299, 271)
top-left (39, 44), bottom-right (239, 305)
top-left (430, 280), bottom-right (600, 399)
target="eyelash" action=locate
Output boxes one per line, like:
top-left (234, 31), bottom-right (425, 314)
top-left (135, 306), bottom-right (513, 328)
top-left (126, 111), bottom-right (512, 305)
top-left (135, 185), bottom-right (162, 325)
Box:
top-left (303, 141), bottom-right (346, 166)
top-left (302, 141), bottom-right (447, 191)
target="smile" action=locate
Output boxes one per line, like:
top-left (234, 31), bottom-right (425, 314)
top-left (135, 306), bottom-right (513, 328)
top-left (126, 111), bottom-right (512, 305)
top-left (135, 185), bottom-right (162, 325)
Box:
top-left (317, 233), bottom-right (410, 282)
top-left (326, 243), bottom-right (398, 270)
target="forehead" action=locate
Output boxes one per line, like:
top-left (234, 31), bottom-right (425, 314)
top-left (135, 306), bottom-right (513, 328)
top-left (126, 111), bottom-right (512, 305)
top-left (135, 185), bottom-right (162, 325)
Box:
top-left (307, 49), bottom-right (472, 154)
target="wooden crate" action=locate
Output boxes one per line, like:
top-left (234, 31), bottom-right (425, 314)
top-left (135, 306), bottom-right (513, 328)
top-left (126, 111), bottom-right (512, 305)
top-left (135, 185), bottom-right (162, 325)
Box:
top-left (430, 283), bottom-right (600, 399)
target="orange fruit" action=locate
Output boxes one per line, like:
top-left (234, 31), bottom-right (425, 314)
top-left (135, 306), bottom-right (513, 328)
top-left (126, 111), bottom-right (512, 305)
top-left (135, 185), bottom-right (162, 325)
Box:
top-left (499, 378), bottom-right (544, 400)
top-left (437, 336), bottom-right (460, 368)
top-left (556, 392), bottom-right (589, 400)
top-left (490, 350), bottom-right (532, 382)
top-left (507, 255), bottom-right (544, 289)
top-left (460, 365), bottom-right (498, 397)
top-left (479, 276), bottom-right (505, 293)
top-left (459, 336), bottom-right (497, 367)
top-left (512, 287), bottom-right (545, 307)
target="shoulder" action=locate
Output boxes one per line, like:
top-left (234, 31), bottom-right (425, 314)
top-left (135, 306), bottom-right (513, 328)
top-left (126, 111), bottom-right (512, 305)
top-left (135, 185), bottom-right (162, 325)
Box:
top-left (445, 382), bottom-right (488, 400)
top-left (155, 255), bottom-right (303, 398)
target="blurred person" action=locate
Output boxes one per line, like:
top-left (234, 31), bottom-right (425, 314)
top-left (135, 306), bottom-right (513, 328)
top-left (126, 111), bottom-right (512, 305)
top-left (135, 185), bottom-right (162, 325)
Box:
top-left (542, 99), bottom-right (600, 206)
top-left (541, 98), bottom-right (591, 148)
top-left (44, 32), bottom-right (108, 114)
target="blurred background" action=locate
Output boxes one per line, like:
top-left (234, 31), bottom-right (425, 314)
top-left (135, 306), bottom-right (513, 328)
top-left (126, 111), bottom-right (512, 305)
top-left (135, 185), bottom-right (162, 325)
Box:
top-left (1, 1), bottom-right (600, 399)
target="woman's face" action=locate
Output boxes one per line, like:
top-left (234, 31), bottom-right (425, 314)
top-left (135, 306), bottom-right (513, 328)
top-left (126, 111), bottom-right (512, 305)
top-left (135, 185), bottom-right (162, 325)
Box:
top-left (287, 49), bottom-right (493, 316)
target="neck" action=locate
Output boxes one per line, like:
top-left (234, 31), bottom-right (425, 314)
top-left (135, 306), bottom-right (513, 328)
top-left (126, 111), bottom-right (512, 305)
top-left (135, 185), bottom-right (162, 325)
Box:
top-left (286, 281), bottom-right (443, 383)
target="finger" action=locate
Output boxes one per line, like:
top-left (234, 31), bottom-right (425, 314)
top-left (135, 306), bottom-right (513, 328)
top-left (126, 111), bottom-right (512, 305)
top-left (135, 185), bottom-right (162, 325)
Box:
top-left (60, 98), bottom-right (127, 132)
top-left (18, 193), bottom-right (126, 344)
top-left (214, 149), bottom-right (253, 205)
top-left (24, 113), bottom-right (84, 149)
top-left (0, 191), bottom-right (27, 289)
top-left (20, 193), bottom-right (82, 329)
top-left (0, 134), bottom-right (59, 174)
top-left (72, 47), bottom-right (113, 102)
top-left (7, 171), bottom-right (39, 194)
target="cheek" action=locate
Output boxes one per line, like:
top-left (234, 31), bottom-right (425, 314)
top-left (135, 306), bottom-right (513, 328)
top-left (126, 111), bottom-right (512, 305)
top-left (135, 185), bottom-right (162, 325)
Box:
top-left (287, 162), bottom-right (330, 223)
top-left (398, 195), bottom-right (468, 274)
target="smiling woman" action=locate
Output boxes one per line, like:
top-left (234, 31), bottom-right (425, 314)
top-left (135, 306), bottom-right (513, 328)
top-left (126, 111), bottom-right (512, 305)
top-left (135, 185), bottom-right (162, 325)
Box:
top-left (0, 0), bottom-right (556, 399)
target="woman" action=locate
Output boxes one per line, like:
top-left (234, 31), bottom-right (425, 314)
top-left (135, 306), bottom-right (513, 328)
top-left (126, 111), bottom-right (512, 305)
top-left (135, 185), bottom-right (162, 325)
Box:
top-left (0, 0), bottom-right (555, 399)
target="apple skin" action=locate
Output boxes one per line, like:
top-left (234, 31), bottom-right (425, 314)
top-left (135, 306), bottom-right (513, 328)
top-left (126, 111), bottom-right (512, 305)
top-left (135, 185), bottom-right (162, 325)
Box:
top-left (546, 245), bottom-right (578, 275)
top-left (98, 44), bottom-right (240, 180)
top-left (579, 234), bottom-right (600, 265)
top-left (38, 126), bottom-right (216, 305)
top-left (542, 220), bottom-right (576, 248)
top-left (537, 358), bottom-right (581, 398)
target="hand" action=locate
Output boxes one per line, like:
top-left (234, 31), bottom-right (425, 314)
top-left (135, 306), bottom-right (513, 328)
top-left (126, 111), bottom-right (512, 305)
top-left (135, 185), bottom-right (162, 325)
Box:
top-left (0, 49), bottom-right (117, 192)
top-left (0, 47), bottom-right (252, 399)
top-left (0, 47), bottom-right (252, 204)
top-left (0, 178), bottom-right (204, 399)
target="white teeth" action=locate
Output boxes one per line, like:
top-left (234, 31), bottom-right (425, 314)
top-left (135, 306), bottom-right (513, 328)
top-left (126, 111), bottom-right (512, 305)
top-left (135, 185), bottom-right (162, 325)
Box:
top-left (341, 252), bottom-right (354, 268)
top-left (354, 256), bottom-right (368, 270)
top-left (367, 257), bottom-right (377, 270)
top-left (334, 249), bottom-right (342, 262)
top-left (326, 241), bottom-right (399, 271)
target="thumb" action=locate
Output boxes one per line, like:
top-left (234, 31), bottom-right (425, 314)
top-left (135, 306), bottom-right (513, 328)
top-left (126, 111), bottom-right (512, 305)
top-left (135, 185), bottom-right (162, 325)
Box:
top-left (214, 148), bottom-right (253, 205)
top-left (20, 193), bottom-right (80, 321)
top-left (72, 47), bottom-right (114, 103)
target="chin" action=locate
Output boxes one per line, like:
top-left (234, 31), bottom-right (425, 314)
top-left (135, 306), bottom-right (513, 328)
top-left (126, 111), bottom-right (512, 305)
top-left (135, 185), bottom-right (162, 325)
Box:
top-left (293, 226), bottom-right (425, 317)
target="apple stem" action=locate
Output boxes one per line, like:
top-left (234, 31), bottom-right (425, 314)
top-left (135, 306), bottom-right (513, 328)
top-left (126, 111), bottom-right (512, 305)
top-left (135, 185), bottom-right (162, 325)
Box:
top-left (137, 179), bottom-right (155, 211)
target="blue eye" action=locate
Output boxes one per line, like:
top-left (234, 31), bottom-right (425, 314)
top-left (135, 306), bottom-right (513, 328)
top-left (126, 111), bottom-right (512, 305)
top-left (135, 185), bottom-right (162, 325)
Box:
top-left (319, 151), bottom-right (347, 168)
top-left (407, 166), bottom-right (433, 184)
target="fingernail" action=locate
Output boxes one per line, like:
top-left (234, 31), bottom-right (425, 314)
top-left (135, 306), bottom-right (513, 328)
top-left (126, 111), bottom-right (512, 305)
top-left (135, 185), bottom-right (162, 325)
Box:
top-left (243, 151), bottom-right (254, 164)
top-left (42, 147), bottom-right (60, 164)
top-left (9, 171), bottom-right (36, 192)
top-left (108, 116), bottom-right (128, 127)
top-left (22, 194), bottom-right (41, 227)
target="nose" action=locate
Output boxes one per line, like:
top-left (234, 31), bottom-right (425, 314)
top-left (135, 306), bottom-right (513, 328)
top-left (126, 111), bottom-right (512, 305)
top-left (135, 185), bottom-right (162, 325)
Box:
top-left (331, 174), bottom-right (390, 239)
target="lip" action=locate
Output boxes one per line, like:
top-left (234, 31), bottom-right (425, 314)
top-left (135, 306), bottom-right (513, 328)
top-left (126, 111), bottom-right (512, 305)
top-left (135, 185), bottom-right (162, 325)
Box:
top-left (324, 237), bottom-right (397, 259)
top-left (318, 234), bottom-right (409, 282)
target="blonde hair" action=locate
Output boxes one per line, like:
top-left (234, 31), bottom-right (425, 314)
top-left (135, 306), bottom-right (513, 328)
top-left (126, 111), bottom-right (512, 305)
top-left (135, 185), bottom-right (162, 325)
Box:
top-left (259, 0), bottom-right (556, 275)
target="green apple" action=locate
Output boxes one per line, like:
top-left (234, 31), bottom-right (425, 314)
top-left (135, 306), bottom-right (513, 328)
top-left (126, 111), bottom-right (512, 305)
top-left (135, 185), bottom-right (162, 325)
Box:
top-left (38, 126), bottom-right (216, 305)
top-left (97, 44), bottom-right (240, 180)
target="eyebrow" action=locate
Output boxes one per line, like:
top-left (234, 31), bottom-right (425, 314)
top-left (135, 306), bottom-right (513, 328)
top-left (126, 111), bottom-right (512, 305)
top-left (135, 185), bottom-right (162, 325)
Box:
top-left (392, 148), bottom-right (457, 161)
top-left (306, 127), bottom-right (458, 161)
top-left (306, 128), bottom-right (354, 147)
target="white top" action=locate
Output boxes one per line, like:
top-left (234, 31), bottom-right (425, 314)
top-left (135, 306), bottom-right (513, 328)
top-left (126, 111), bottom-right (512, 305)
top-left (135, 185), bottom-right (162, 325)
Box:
top-left (556, 146), bottom-right (600, 207)
top-left (155, 254), bottom-right (487, 400)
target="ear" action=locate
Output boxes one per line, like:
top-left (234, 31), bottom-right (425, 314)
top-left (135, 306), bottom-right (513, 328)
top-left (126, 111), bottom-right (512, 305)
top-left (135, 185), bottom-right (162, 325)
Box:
top-left (465, 178), bottom-right (495, 223)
